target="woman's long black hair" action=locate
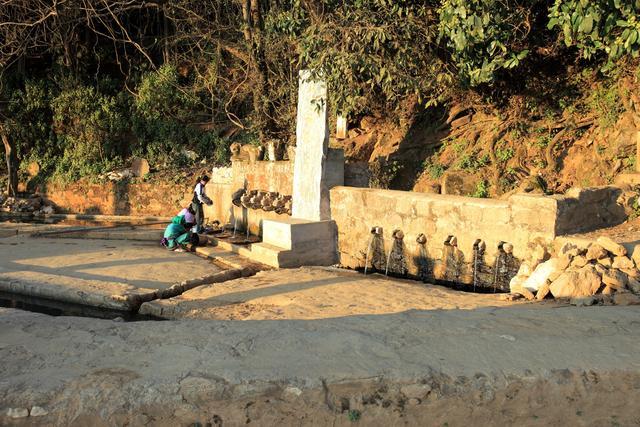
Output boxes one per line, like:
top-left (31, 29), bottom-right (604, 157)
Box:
top-left (195, 175), bottom-right (210, 185)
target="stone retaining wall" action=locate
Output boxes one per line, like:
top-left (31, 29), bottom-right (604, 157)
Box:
top-left (329, 186), bottom-right (625, 289)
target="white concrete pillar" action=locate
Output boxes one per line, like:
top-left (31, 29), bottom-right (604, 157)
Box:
top-left (292, 70), bottom-right (331, 221)
top-left (336, 115), bottom-right (348, 139)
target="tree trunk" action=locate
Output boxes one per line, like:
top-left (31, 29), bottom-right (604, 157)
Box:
top-left (239, 0), bottom-right (275, 141)
top-left (0, 126), bottom-right (18, 197)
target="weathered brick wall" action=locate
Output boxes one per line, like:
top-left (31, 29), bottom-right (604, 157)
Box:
top-left (44, 181), bottom-right (193, 217)
top-left (41, 162), bottom-right (295, 231)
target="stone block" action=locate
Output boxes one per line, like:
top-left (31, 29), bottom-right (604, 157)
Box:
top-left (602, 269), bottom-right (628, 289)
top-left (631, 244), bottom-right (640, 267)
top-left (248, 218), bottom-right (338, 268)
top-left (262, 218), bottom-right (336, 250)
top-left (613, 292), bottom-right (640, 306)
top-left (586, 243), bottom-right (608, 261)
top-left (325, 149), bottom-right (345, 189)
top-left (612, 256), bottom-right (635, 270)
top-left (523, 258), bottom-right (566, 292)
top-left (597, 236), bottom-right (627, 257)
top-left (440, 171), bottom-right (476, 196)
top-left (131, 157), bottom-right (150, 177)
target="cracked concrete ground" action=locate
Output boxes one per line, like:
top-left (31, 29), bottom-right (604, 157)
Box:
top-left (0, 232), bottom-right (221, 310)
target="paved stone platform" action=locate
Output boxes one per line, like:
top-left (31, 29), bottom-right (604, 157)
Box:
top-left (139, 267), bottom-right (523, 319)
top-left (0, 234), bottom-right (222, 310)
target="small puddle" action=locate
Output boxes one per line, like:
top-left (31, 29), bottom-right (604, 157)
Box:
top-left (0, 291), bottom-right (163, 321)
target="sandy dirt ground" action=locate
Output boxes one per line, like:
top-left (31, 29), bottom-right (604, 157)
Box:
top-left (1, 222), bottom-right (640, 425)
top-left (564, 216), bottom-right (640, 243)
top-left (140, 267), bottom-right (540, 320)
top-left (2, 305), bottom-right (640, 426)
top-left (0, 233), bottom-right (221, 309)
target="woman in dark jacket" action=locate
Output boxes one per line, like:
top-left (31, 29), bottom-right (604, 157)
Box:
top-left (192, 175), bottom-right (212, 233)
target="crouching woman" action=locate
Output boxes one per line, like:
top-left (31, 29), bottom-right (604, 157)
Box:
top-left (161, 215), bottom-right (199, 251)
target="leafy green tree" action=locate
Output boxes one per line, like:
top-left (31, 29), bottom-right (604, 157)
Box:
top-left (438, 0), bottom-right (537, 86)
top-left (548, 0), bottom-right (640, 68)
top-left (295, 0), bottom-right (448, 115)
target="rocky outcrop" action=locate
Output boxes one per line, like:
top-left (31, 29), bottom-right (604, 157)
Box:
top-left (0, 195), bottom-right (55, 215)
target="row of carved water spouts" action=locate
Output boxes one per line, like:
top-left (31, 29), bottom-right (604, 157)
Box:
top-left (366, 228), bottom-right (510, 284)
top-left (232, 189), bottom-right (292, 215)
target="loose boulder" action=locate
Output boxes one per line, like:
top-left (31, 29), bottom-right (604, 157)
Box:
top-left (628, 277), bottom-right (640, 294)
top-left (585, 243), bottom-right (608, 261)
top-left (570, 255), bottom-right (588, 268)
top-left (631, 244), bottom-right (640, 268)
top-left (612, 256), bottom-right (635, 270)
top-left (131, 157), bottom-right (150, 177)
top-left (596, 236), bottom-right (627, 257)
top-left (570, 296), bottom-right (596, 307)
top-left (522, 258), bottom-right (567, 292)
top-left (536, 281), bottom-right (551, 300)
top-left (579, 265), bottom-right (604, 295)
top-left (549, 272), bottom-right (580, 298)
top-left (597, 257), bottom-right (613, 268)
top-left (613, 292), bottom-right (640, 306)
top-left (602, 269), bottom-right (628, 290)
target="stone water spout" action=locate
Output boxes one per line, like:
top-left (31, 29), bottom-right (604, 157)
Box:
top-left (261, 192), bottom-right (278, 211)
top-left (392, 229), bottom-right (404, 240)
top-left (364, 226), bottom-right (383, 275)
top-left (272, 194), bottom-right (287, 214)
top-left (231, 188), bottom-right (245, 208)
top-left (385, 229), bottom-right (405, 276)
top-left (493, 241), bottom-right (514, 292)
top-left (282, 197), bottom-right (293, 215)
top-left (240, 190), bottom-right (257, 209)
top-left (442, 235), bottom-right (460, 282)
top-left (445, 235), bottom-right (458, 247)
top-left (415, 233), bottom-right (429, 281)
top-left (249, 191), bottom-right (266, 209)
top-left (472, 239), bottom-right (486, 291)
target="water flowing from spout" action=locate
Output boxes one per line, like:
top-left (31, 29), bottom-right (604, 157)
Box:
top-left (493, 252), bottom-right (503, 293)
top-left (364, 235), bottom-right (374, 275)
top-left (385, 244), bottom-right (393, 276)
top-left (245, 211), bottom-right (250, 239)
top-left (232, 216), bottom-right (239, 238)
top-left (473, 246), bottom-right (479, 292)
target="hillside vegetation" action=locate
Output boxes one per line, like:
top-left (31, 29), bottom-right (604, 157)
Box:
top-left (0, 0), bottom-right (639, 196)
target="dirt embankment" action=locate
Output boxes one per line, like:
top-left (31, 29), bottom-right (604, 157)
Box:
top-left (2, 304), bottom-right (640, 426)
top-left (340, 73), bottom-right (640, 198)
